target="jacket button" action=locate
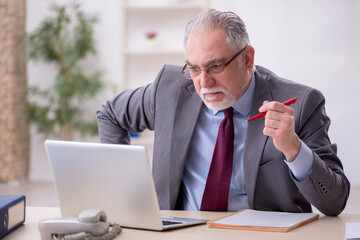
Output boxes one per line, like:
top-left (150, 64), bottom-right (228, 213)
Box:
top-left (317, 179), bottom-right (323, 186)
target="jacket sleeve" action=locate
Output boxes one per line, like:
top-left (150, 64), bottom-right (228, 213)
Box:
top-left (96, 65), bottom-right (166, 144)
top-left (294, 88), bottom-right (350, 216)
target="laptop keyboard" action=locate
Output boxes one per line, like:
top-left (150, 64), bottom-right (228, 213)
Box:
top-left (162, 220), bottom-right (183, 226)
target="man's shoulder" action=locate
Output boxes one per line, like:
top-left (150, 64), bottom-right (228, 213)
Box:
top-left (163, 64), bottom-right (183, 72)
top-left (156, 64), bottom-right (194, 90)
top-left (160, 64), bottom-right (184, 79)
top-left (255, 65), bottom-right (316, 93)
top-left (254, 65), bottom-right (325, 103)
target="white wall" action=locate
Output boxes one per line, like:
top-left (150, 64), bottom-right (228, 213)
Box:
top-left (27, 0), bottom-right (360, 185)
top-left (211, 0), bottom-right (360, 185)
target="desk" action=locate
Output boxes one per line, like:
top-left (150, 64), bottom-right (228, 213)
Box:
top-left (3, 207), bottom-right (360, 240)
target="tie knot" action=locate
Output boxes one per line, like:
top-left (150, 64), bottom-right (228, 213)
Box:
top-left (223, 107), bottom-right (233, 119)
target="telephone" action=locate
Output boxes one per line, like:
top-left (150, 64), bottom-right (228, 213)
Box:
top-left (38, 209), bottom-right (122, 240)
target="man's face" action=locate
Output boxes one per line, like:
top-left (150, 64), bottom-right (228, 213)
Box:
top-left (185, 28), bottom-right (253, 111)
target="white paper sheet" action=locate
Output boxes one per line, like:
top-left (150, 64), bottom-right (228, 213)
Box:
top-left (346, 222), bottom-right (360, 240)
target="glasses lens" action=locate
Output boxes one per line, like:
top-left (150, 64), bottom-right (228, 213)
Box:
top-left (183, 66), bottom-right (192, 79)
top-left (208, 64), bottom-right (226, 74)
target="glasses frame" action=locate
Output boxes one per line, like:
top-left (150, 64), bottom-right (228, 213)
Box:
top-left (182, 45), bottom-right (248, 79)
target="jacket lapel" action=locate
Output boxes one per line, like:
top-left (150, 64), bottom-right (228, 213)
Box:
top-left (166, 71), bottom-right (273, 209)
top-left (169, 80), bottom-right (202, 208)
top-left (243, 73), bottom-right (273, 209)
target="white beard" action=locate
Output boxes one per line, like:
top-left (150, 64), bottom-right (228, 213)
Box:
top-left (200, 87), bottom-right (236, 111)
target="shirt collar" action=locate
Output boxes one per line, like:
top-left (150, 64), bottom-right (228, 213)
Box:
top-left (209, 73), bottom-right (255, 117)
top-left (232, 73), bottom-right (255, 117)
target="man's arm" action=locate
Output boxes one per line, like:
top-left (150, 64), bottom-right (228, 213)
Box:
top-left (96, 66), bottom-right (166, 144)
top-left (260, 89), bottom-right (350, 216)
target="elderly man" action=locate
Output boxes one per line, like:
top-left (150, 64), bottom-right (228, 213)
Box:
top-left (97, 9), bottom-right (350, 216)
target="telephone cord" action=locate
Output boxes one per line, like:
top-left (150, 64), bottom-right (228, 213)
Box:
top-left (52, 223), bottom-right (122, 240)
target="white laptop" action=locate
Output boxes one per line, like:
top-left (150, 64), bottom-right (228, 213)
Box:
top-left (45, 140), bottom-right (207, 230)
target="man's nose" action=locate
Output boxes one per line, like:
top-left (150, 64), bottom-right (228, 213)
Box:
top-left (199, 70), bottom-right (214, 88)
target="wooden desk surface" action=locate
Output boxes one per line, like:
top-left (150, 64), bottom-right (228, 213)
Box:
top-left (3, 207), bottom-right (360, 240)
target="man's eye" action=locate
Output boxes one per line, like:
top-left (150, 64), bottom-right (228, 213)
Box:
top-left (190, 68), bottom-right (201, 73)
top-left (209, 64), bottom-right (224, 71)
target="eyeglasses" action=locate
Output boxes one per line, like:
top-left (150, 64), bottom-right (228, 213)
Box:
top-left (182, 45), bottom-right (247, 80)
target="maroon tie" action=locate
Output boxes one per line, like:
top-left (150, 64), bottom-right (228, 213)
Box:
top-left (201, 107), bottom-right (234, 211)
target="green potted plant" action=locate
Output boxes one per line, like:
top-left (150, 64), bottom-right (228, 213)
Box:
top-left (26, 2), bottom-right (105, 140)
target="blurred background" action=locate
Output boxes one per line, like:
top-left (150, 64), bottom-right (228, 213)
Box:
top-left (0, 0), bottom-right (359, 207)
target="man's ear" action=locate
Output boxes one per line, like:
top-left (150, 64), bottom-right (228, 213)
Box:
top-left (244, 46), bottom-right (255, 71)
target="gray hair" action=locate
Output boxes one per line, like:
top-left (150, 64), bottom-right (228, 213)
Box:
top-left (184, 8), bottom-right (251, 51)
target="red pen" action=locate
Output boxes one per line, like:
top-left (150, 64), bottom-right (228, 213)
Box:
top-left (247, 98), bottom-right (298, 122)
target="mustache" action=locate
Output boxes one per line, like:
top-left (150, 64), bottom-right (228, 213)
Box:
top-left (200, 87), bottom-right (227, 95)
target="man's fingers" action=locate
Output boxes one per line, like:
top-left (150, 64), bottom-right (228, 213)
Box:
top-left (260, 101), bottom-right (295, 115)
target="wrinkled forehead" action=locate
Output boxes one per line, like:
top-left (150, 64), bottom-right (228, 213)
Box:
top-left (185, 28), bottom-right (233, 66)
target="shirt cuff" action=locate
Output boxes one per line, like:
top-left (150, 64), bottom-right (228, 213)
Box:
top-left (284, 141), bottom-right (314, 182)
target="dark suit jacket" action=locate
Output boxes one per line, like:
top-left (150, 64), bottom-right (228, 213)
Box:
top-left (96, 65), bottom-right (350, 216)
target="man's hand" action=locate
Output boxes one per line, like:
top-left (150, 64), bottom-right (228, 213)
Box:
top-left (259, 101), bottom-right (301, 162)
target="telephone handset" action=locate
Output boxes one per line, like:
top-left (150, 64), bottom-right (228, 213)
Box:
top-left (38, 209), bottom-right (122, 240)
